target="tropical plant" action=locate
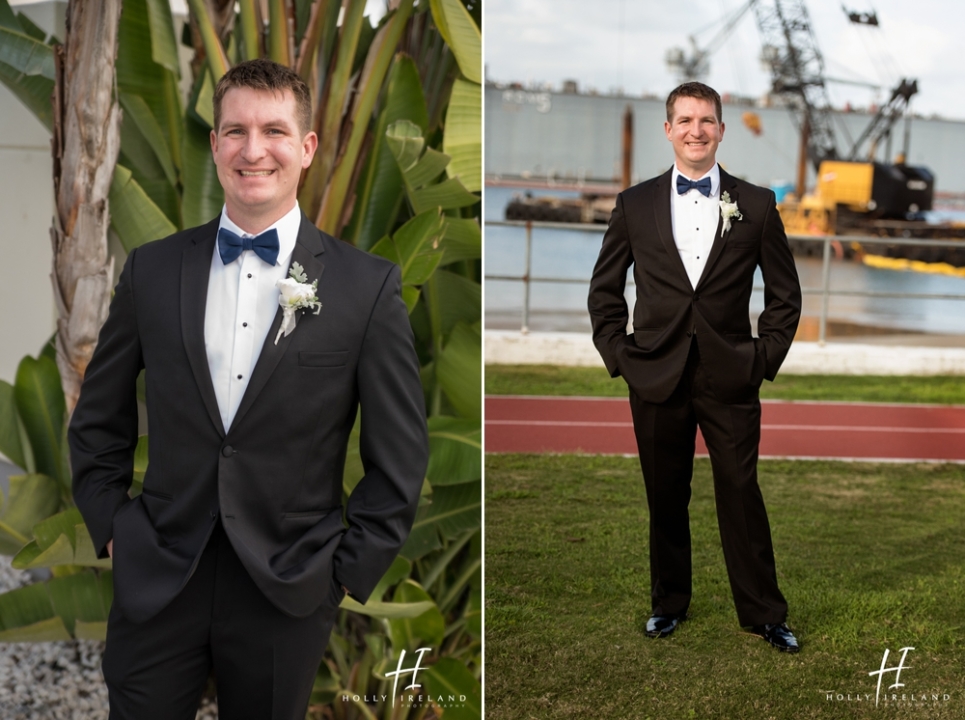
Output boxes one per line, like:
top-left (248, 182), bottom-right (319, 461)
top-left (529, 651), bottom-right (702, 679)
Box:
top-left (0, 0), bottom-right (480, 715)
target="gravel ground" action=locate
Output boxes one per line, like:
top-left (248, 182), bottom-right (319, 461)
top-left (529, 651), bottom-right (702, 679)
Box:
top-left (0, 556), bottom-right (218, 719)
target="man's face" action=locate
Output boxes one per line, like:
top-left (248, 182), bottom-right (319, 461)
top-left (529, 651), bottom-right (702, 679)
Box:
top-left (664, 96), bottom-right (724, 176)
top-left (210, 87), bottom-right (317, 228)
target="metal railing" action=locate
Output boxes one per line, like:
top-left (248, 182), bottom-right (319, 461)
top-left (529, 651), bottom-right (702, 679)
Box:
top-left (486, 219), bottom-right (965, 343)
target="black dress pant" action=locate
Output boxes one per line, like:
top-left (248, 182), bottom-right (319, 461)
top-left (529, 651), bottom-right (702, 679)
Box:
top-left (102, 520), bottom-right (342, 719)
top-left (628, 338), bottom-right (788, 627)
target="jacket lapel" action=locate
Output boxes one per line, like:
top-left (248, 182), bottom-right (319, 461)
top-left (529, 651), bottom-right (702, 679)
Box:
top-left (180, 218), bottom-right (226, 438)
top-left (653, 167), bottom-right (692, 288)
top-left (694, 166), bottom-right (736, 291)
top-left (229, 213), bottom-right (326, 432)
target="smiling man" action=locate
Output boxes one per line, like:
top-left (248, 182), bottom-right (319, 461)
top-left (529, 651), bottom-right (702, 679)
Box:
top-left (588, 82), bottom-right (802, 652)
top-left (69, 59), bottom-right (429, 718)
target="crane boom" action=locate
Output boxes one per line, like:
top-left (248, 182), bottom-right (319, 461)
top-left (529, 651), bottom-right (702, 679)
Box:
top-left (752, 0), bottom-right (839, 169)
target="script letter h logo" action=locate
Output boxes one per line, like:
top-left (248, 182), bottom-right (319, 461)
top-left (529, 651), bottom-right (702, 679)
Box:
top-left (868, 646), bottom-right (914, 707)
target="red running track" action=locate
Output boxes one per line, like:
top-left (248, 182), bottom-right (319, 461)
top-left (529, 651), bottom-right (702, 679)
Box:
top-left (486, 396), bottom-right (965, 462)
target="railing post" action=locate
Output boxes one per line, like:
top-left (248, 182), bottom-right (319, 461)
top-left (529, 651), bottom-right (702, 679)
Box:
top-left (522, 220), bottom-right (533, 334)
top-left (819, 236), bottom-right (832, 346)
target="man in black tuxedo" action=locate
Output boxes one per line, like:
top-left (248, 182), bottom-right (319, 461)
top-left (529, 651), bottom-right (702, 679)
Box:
top-left (587, 82), bottom-right (801, 652)
top-left (69, 59), bottom-right (428, 717)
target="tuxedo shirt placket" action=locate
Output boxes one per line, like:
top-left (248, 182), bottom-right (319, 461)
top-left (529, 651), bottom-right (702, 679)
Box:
top-left (205, 205), bottom-right (299, 431)
top-left (670, 166), bottom-right (719, 290)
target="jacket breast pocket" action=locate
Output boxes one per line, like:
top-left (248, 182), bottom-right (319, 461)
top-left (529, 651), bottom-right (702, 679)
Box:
top-left (298, 351), bottom-right (348, 368)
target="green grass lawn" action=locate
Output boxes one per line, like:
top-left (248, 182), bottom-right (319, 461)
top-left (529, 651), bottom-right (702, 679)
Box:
top-left (485, 454), bottom-right (965, 719)
top-left (485, 364), bottom-right (965, 404)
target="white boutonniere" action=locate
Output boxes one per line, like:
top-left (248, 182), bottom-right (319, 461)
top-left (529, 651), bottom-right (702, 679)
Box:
top-left (719, 191), bottom-right (743, 233)
top-left (274, 261), bottom-right (321, 344)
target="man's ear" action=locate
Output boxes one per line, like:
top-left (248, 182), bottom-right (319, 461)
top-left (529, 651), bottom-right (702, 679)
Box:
top-left (210, 128), bottom-right (218, 156)
top-left (664, 120), bottom-right (672, 141)
top-left (301, 131), bottom-right (319, 168)
top-left (719, 122), bottom-right (725, 142)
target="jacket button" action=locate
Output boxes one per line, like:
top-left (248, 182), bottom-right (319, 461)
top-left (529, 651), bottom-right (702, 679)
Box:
top-left (686, 331), bottom-right (693, 337)
top-left (210, 511), bottom-right (218, 520)
top-left (222, 445), bottom-right (234, 457)
top-left (694, 295), bottom-right (700, 301)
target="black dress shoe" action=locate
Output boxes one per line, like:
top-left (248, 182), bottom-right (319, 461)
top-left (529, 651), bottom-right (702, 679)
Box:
top-left (646, 613), bottom-right (684, 638)
top-left (752, 622), bottom-right (800, 653)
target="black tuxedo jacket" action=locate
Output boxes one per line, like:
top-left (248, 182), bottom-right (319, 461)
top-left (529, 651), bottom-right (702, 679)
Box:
top-left (69, 213), bottom-right (428, 623)
top-left (588, 166), bottom-right (801, 403)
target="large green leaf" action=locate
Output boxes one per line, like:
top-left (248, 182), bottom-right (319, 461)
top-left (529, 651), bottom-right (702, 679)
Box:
top-left (0, 1), bottom-right (20, 32)
top-left (439, 218), bottom-right (481, 265)
top-left (423, 658), bottom-right (481, 720)
top-left (180, 115), bottom-right (223, 227)
top-left (443, 78), bottom-right (481, 192)
top-left (435, 321), bottom-right (480, 420)
top-left (144, 0), bottom-right (179, 72)
top-left (186, 0), bottom-right (229, 81)
top-left (316, 0), bottom-right (415, 234)
top-left (13, 508), bottom-right (111, 569)
top-left (0, 25), bottom-right (54, 79)
top-left (344, 53), bottom-right (429, 251)
top-left (370, 555), bottom-right (412, 602)
top-left (237, 0), bottom-right (261, 61)
top-left (120, 92), bottom-right (178, 189)
top-left (401, 480), bottom-right (481, 561)
top-left (431, 0), bottom-right (480, 84)
top-left (117, 0), bottom-right (183, 167)
top-left (370, 210), bottom-right (447, 312)
top-left (386, 119), bottom-right (478, 214)
top-left (0, 59), bottom-right (54, 130)
top-left (0, 380), bottom-right (26, 470)
top-left (0, 473), bottom-right (60, 556)
top-left (428, 269), bottom-right (481, 339)
top-left (110, 164), bottom-right (179, 252)
top-left (387, 580), bottom-right (445, 651)
top-left (340, 596), bottom-right (436, 621)
top-left (0, 568), bottom-right (112, 640)
top-left (426, 417), bottom-right (480, 486)
top-left (13, 356), bottom-right (66, 486)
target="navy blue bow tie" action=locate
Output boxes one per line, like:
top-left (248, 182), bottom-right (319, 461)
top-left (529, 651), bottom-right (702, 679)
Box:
top-left (217, 227), bottom-right (280, 266)
top-left (676, 175), bottom-right (712, 197)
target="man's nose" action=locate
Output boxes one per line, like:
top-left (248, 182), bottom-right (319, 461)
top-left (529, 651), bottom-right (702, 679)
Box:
top-left (241, 133), bottom-right (267, 161)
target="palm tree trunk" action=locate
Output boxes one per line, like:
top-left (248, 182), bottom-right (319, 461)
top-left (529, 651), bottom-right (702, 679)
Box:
top-left (50, 0), bottom-right (123, 414)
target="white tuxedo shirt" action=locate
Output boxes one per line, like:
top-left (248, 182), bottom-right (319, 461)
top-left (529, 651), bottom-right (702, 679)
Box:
top-left (670, 163), bottom-right (720, 290)
top-left (204, 203), bottom-right (301, 431)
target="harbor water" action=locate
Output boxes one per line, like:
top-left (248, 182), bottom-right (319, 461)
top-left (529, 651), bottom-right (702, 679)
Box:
top-left (485, 186), bottom-right (965, 340)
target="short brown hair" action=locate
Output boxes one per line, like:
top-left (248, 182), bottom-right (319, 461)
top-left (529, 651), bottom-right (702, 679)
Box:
top-left (212, 58), bottom-right (313, 135)
top-left (666, 82), bottom-right (722, 124)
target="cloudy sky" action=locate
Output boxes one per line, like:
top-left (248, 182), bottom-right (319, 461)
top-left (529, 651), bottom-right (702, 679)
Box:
top-left (485, 0), bottom-right (965, 120)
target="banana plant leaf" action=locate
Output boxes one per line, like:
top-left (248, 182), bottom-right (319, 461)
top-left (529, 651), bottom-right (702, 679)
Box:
top-left (0, 473), bottom-right (60, 556)
top-left (442, 78), bottom-right (481, 192)
top-left (429, 0), bottom-right (480, 84)
top-left (0, 24), bottom-right (54, 79)
top-left (423, 657), bottom-right (481, 720)
top-left (12, 507), bottom-right (112, 569)
top-left (0, 380), bottom-right (26, 471)
top-left (13, 355), bottom-right (67, 487)
top-left (339, 596), bottom-right (436, 621)
top-left (427, 269), bottom-right (481, 338)
top-left (386, 119), bottom-right (477, 214)
top-left (0, 568), bottom-right (112, 641)
top-left (370, 209), bottom-right (447, 313)
top-left (386, 579), bottom-right (445, 651)
top-left (110, 164), bottom-right (179, 252)
top-left (435, 321), bottom-right (481, 420)
top-left (343, 53), bottom-right (429, 250)
top-left (426, 417), bottom-right (480, 486)
top-left (439, 217), bottom-right (481, 265)
top-left (401, 480), bottom-right (480, 561)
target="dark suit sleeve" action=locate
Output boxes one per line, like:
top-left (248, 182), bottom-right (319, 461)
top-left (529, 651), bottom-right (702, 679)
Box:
top-left (588, 192), bottom-right (633, 377)
top-left (69, 249), bottom-right (143, 558)
top-left (333, 264), bottom-right (429, 603)
top-left (756, 191), bottom-right (802, 380)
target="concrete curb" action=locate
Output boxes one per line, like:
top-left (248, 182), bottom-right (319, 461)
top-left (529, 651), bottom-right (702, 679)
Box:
top-left (485, 331), bottom-right (965, 375)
